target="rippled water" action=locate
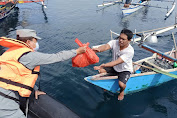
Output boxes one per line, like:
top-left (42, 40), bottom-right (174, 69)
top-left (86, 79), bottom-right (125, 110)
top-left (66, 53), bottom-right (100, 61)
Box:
top-left (1, 0), bottom-right (177, 118)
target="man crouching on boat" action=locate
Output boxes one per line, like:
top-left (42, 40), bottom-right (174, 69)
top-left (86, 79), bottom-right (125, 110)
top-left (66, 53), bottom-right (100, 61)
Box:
top-left (92, 29), bottom-right (134, 101)
top-left (124, 0), bottom-right (132, 7)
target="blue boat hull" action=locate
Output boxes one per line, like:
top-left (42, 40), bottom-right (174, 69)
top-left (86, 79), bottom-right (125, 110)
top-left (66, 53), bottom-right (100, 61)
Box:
top-left (85, 71), bottom-right (177, 95)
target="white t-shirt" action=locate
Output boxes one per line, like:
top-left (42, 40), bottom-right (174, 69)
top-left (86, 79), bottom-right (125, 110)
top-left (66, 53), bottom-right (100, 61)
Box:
top-left (107, 40), bottom-right (134, 73)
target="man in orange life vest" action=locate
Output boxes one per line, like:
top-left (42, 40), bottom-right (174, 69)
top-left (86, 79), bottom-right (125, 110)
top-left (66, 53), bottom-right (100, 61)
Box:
top-left (0, 29), bottom-right (86, 118)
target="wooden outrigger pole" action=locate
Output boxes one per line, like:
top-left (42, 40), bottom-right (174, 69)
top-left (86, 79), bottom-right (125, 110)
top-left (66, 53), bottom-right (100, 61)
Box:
top-left (165, 1), bottom-right (176, 18)
top-left (97, 0), bottom-right (122, 7)
top-left (109, 23), bottom-right (177, 43)
top-left (140, 44), bottom-right (177, 62)
top-left (133, 23), bottom-right (177, 42)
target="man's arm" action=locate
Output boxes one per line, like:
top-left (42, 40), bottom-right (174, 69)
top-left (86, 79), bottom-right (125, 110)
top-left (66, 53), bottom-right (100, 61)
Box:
top-left (102, 57), bottom-right (124, 67)
top-left (94, 57), bottom-right (124, 70)
top-left (19, 49), bottom-right (77, 70)
top-left (92, 44), bottom-right (111, 53)
top-left (19, 45), bottom-right (86, 70)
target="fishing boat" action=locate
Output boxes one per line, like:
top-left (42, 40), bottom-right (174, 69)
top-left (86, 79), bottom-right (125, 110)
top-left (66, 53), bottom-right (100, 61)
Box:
top-left (122, 1), bottom-right (148, 16)
top-left (0, 0), bottom-right (46, 20)
top-left (0, 0), bottom-right (18, 20)
top-left (86, 22), bottom-right (177, 95)
top-left (85, 47), bottom-right (177, 95)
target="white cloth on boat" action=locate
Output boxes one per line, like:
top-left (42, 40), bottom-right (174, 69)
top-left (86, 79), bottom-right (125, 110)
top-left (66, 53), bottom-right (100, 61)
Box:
top-left (107, 40), bottom-right (134, 73)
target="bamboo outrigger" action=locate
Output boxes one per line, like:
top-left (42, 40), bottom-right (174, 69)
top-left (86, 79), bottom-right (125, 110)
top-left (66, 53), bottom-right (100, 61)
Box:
top-left (165, 1), bottom-right (176, 18)
top-left (97, 0), bottom-right (122, 7)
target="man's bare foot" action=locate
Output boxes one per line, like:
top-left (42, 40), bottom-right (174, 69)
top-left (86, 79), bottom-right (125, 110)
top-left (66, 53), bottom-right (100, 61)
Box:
top-left (118, 91), bottom-right (124, 101)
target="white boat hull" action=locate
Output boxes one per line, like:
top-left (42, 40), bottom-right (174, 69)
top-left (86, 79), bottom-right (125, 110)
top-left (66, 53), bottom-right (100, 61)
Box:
top-left (122, 1), bottom-right (148, 15)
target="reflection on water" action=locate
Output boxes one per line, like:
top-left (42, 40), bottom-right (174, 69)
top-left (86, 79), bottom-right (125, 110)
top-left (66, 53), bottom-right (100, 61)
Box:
top-left (121, 6), bottom-right (149, 28)
top-left (141, 7), bottom-right (149, 21)
top-left (42, 6), bottom-right (48, 23)
top-left (0, 7), bottom-right (19, 37)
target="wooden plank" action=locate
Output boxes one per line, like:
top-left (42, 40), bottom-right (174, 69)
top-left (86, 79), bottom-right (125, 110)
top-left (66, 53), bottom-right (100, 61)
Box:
top-left (91, 76), bottom-right (118, 80)
top-left (91, 73), bottom-right (118, 80)
top-left (97, 0), bottom-right (122, 7)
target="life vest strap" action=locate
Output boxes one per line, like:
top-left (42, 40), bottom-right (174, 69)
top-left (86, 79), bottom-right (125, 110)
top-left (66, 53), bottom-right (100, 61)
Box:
top-left (0, 78), bottom-right (33, 91)
top-left (32, 70), bottom-right (40, 75)
top-left (0, 91), bottom-right (19, 102)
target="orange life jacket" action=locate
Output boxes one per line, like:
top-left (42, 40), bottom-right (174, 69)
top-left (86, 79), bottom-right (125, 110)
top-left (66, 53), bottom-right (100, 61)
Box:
top-left (0, 37), bottom-right (40, 97)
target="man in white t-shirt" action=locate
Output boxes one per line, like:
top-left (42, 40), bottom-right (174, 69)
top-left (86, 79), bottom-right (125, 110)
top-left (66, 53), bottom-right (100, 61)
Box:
top-left (93, 29), bottom-right (134, 101)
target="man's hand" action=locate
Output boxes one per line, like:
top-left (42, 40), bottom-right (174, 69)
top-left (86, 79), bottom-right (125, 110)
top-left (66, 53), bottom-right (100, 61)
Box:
top-left (76, 46), bottom-right (87, 54)
top-left (94, 64), bottom-right (106, 70)
top-left (94, 66), bottom-right (101, 70)
top-left (92, 48), bottom-right (100, 53)
top-left (35, 90), bottom-right (46, 99)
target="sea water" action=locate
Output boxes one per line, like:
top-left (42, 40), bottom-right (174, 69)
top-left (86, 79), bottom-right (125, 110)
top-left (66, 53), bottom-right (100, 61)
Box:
top-left (0, 0), bottom-right (177, 118)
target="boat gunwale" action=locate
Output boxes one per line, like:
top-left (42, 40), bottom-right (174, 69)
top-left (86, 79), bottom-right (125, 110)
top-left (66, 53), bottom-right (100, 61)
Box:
top-left (122, 1), bottom-right (148, 10)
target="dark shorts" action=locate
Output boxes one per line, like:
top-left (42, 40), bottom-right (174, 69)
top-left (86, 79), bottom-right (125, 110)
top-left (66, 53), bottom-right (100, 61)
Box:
top-left (104, 67), bottom-right (131, 84)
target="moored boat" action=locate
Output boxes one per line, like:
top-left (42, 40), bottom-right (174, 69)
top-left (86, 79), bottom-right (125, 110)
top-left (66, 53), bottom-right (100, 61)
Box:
top-left (122, 1), bottom-right (148, 16)
top-left (0, 0), bottom-right (46, 20)
top-left (0, 0), bottom-right (18, 20)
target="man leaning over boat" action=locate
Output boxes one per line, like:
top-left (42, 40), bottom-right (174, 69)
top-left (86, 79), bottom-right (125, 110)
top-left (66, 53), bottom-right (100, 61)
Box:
top-left (0, 29), bottom-right (86, 118)
top-left (92, 29), bottom-right (134, 101)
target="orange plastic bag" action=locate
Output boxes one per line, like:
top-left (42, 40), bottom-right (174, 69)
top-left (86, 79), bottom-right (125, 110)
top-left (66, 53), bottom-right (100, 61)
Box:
top-left (72, 38), bottom-right (99, 67)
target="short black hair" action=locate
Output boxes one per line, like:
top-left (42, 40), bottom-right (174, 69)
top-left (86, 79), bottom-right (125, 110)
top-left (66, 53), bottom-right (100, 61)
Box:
top-left (120, 28), bottom-right (133, 40)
